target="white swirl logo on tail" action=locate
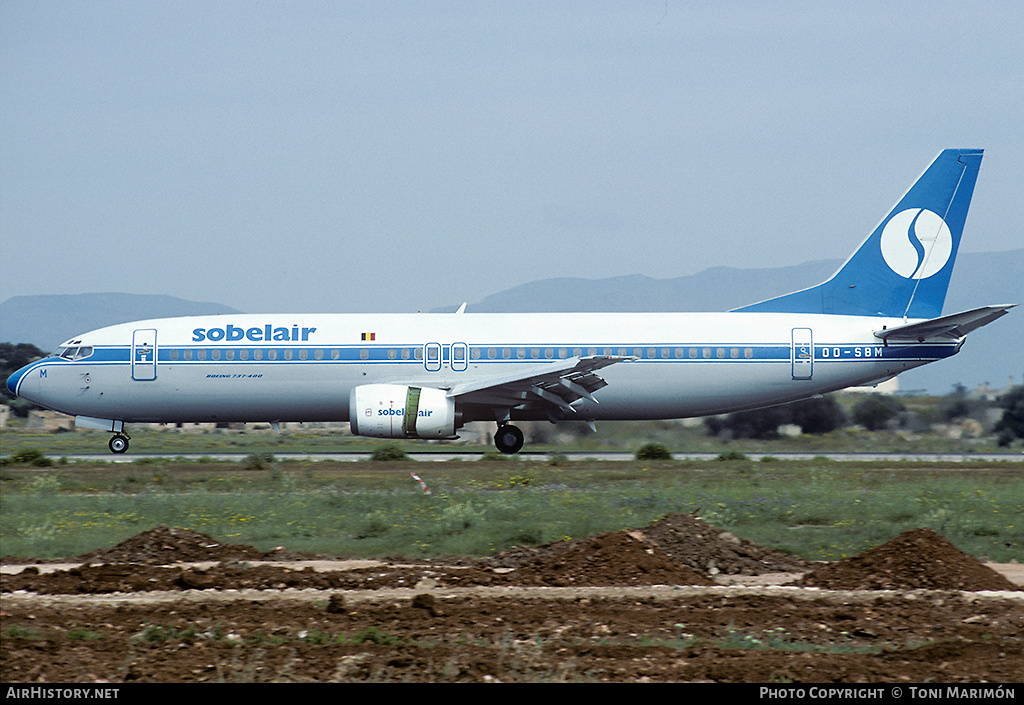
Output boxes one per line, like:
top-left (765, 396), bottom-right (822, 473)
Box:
top-left (879, 208), bottom-right (952, 279)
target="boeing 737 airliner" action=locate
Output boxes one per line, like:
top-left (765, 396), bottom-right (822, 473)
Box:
top-left (6, 149), bottom-right (1015, 454)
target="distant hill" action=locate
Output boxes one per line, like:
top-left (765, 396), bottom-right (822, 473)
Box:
top-left (0, 293), bottom-right (242, 351)
top-left (436, 249), bottom-right (1023, 394)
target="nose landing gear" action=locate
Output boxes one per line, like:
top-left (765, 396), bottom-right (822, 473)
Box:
top-left (108, 433), bottom-right (131, 454)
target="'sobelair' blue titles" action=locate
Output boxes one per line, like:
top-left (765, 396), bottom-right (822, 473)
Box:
top-left (192, 325), bottom-right (318, 342)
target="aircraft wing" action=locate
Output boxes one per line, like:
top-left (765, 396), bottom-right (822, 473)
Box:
top-left (446, 355), bottom-right (635, 416)
top-left (874, 305), bottom-right (1016, 342)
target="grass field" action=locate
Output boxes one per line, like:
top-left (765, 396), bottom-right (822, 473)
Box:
top-left (2, 448), bottom-right (1021, 563)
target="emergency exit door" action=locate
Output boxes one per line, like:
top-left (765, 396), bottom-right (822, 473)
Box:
top-left (791, 328), bottom-right (813, 380)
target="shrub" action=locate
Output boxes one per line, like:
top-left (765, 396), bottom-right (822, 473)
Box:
top-left (851, 394), bottom-right (905, 431)
top-left (705, 395), bottom-right (846, 439)
top-left (370, 444), bottom-right (407, 462)
top-left (716, 450), bottom-right (749, 461)
top-left (995, 386), bottom-right (1024, 445)
top-left (788, 396), bottom-right (846, 434)
top-left (635, 442), bottom-right (672, 460)
top-left (3, 449), bottom-right (53, 467)
top-left (245, 452), bottom-right (276, 470)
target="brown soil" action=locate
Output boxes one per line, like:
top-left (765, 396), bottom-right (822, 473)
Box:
top-left (2, 517), bottom-right (1021, 683)
top-left (796, 528), bottom-right (1021, 593)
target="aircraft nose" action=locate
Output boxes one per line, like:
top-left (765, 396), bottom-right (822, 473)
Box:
top-left (6, 362), bottom-right (37, 397)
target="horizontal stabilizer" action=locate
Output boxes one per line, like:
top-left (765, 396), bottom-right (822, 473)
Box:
top-left (874, 305), bottom-right (1015, 342)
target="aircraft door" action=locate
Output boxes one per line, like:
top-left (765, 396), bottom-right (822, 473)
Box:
top-left (423, 342), bottom-right (469, 372)
top-left (132, 328), bottom-right (158, 381)
top-left (451, 342), bottom-right (468, 372)
top-left (424, 343), bottom-right (442, 372)
top-left (791, 328), bottom-right (813, 380)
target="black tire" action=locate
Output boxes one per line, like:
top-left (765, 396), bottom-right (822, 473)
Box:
top-left (494, 424), bottom-right (524, 454)
top-left (109, 435), bottom-right (129, 454)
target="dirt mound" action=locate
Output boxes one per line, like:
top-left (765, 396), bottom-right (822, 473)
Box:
top-left (74, 525), bottom-right (316, 565)
top-left (635, 513), bottom-right (814, 575)
top-left (796, 528), bottom-right (1022, 592)
top-left (511, 531), bottom-right (714, 587)
top-left (489, 513), bottom-right (813, 576)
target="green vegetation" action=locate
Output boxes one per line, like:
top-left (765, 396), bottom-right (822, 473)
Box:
top-left (995, 386), bottom-right (1024, 446)
top-left (369, 443), bottom-right (408, 462)
top-left (0, 342), bottom-right (47, 418)
top-left (1, 457), bottom-right (1019, 563)
top-left (634, 442), bottom-right (672, 460)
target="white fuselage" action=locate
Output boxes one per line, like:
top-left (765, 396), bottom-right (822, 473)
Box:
top-left (11, 311), bottom-right (955, 425)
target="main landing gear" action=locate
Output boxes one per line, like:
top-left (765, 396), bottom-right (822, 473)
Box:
top-left (494, 423), bottom-right (524, 454)
top-left (108, 433), bottom-right (131, 454)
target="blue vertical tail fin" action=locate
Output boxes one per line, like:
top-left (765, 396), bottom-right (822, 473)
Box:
top-left (734, 148), bottom-right (983, 319)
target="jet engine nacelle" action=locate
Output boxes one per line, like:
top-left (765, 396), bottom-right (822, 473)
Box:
top-left (349, 384), bottom-right (458, 439)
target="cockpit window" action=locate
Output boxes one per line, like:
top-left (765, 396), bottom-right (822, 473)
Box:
top-left (55, 346), bottom-right (94, 361)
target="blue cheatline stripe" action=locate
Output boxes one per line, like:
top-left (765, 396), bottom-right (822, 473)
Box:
top-left (8, 343), bottom-right (955, 397)
top-left (60, 342), bottom-right (959, 368)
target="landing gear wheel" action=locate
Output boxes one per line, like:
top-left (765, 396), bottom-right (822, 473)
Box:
top-left (108, 434), bottom-right (129, 454)
top-left (494, 424), bottom-right (524, 454)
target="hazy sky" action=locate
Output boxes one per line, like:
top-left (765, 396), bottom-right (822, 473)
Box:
top-left (3, 1), bottom-right (1022, 314)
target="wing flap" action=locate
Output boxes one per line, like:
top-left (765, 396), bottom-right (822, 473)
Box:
top-left (448, 355), bottom-right (634, 414)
